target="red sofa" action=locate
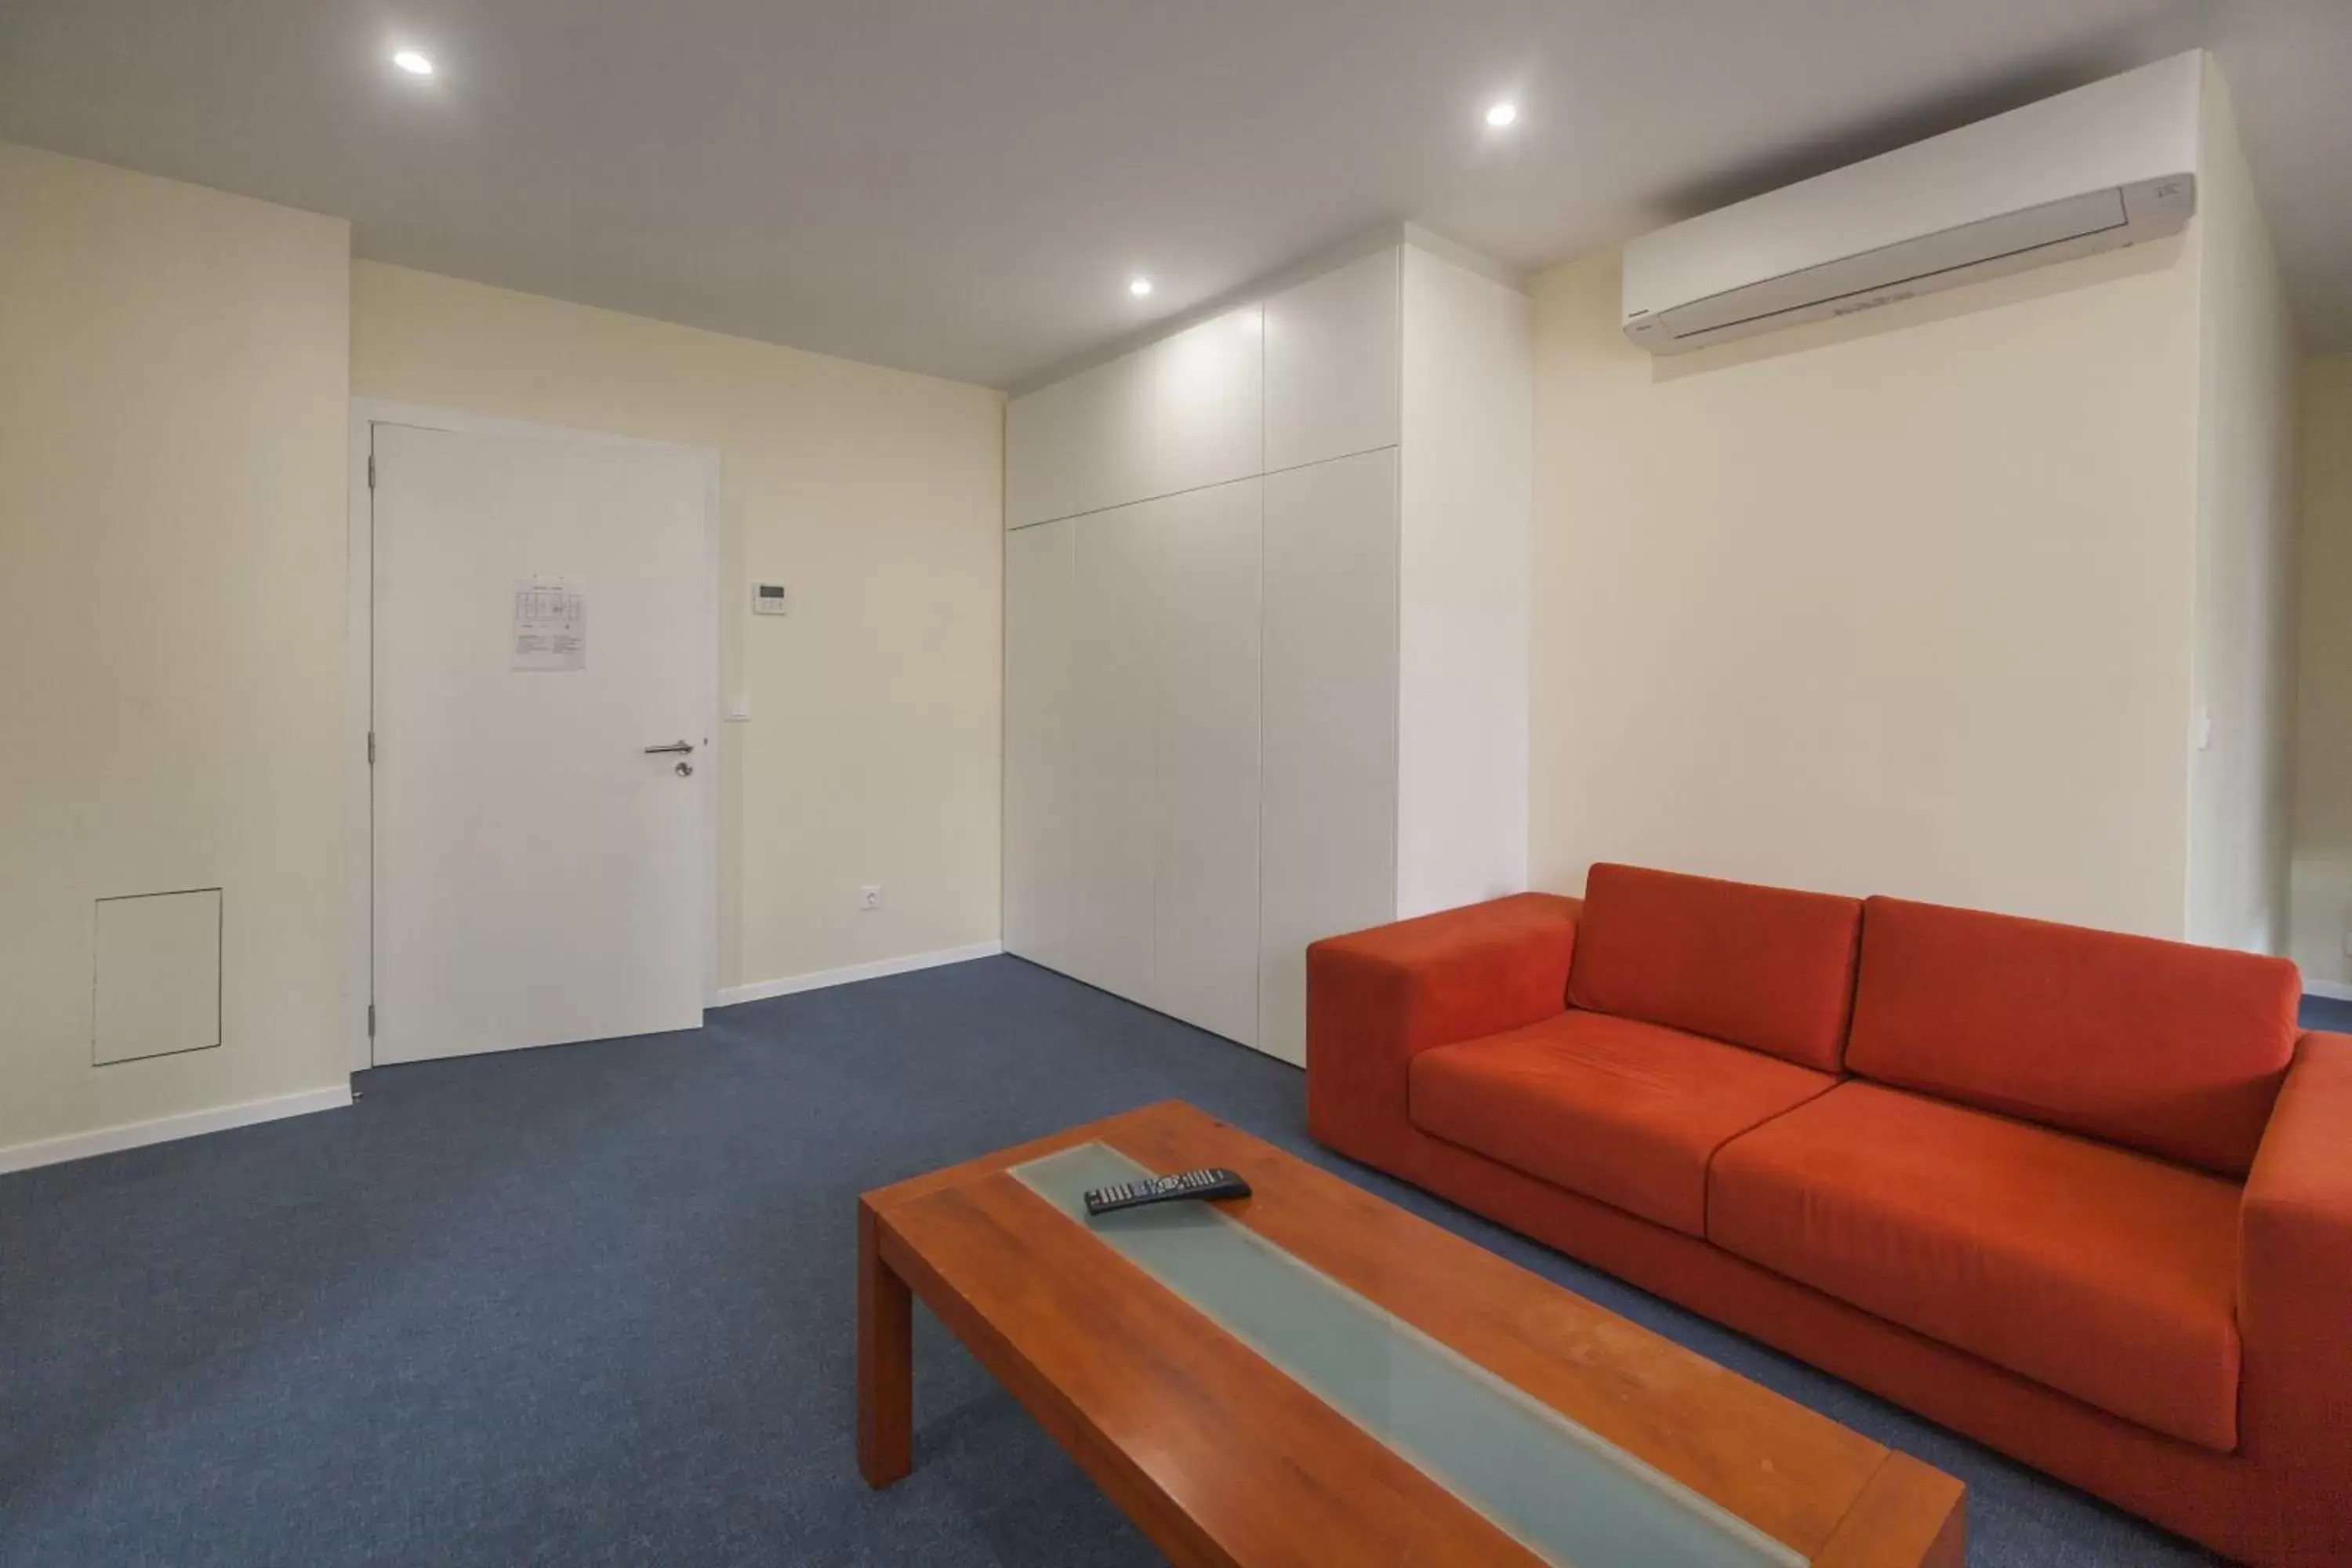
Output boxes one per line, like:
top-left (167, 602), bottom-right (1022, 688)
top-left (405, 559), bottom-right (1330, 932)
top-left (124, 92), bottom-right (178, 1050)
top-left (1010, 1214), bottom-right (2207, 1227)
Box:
top-left (1306, 862), bottom-right (2352, 1566)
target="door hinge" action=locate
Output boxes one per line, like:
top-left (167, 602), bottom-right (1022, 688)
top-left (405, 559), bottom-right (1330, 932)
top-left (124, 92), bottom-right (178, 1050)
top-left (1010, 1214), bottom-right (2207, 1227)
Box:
top-left (367, 731), bottom-right (376, 765)
top-left (367, 453), bottom-right (376, 489)
top-left (366, 1003), bottom-right (376, 1036)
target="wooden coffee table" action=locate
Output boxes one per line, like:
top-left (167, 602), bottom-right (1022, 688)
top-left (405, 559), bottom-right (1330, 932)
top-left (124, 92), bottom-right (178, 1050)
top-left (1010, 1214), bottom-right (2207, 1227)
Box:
top-left (858, 1100), bottom-right (1962, 1567)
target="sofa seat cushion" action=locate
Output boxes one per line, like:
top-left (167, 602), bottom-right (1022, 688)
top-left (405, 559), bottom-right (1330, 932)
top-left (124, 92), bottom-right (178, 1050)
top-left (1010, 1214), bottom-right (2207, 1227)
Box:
top-left (1410, 1010), bottom-right (1838, 1236)
top-left (1709, 1081), bottom-right (2242, 1451)
top-left (1566, 863), bottom-right (1864, 1072)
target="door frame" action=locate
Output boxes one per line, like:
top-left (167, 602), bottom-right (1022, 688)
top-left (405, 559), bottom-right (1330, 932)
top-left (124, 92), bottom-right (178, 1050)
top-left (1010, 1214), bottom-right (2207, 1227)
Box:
top-left (345, 400), bottom-right (723, 1072)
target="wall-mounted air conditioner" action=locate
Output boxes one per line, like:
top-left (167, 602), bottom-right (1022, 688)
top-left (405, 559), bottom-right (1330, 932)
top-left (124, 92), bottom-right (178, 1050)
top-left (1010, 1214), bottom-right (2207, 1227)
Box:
top-left (1622, 52), bottom-right (2201, 354)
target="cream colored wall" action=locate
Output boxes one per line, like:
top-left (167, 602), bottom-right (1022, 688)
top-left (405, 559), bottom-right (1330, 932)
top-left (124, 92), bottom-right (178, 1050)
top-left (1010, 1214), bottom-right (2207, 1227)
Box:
top-left (1, 144), bottom-right (352, 1158)
top-left (350, 263), bottom-right (1004, 991)
top-left (2288, 356), bottom-right (2352, 987)
top-left (1529, 238), bottom-right (2205, 935)
top-left (2185, 60), bottom-right (2299, 953)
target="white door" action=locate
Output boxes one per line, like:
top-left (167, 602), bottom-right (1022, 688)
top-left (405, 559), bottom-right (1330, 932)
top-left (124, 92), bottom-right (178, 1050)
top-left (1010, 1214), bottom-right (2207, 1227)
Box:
top-left (1148, 478), bottom-right (1261, 1047)
top-left (370, 420), bottom-right (713, 1065)
top-left (1260, 448), bottom-right (1400, 1064)
top-left (1002, 519), bottom-right (1076, 975)
top-left (1065, 500), bottom-right (1160, 1004)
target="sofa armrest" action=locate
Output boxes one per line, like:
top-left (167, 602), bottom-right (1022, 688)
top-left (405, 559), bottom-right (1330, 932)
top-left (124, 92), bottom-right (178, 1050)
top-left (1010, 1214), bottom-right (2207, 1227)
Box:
top-left (2240, 1029), bottom-right (2352, 1553)
top-left (1305, 893), bottom-right (1581, 1163)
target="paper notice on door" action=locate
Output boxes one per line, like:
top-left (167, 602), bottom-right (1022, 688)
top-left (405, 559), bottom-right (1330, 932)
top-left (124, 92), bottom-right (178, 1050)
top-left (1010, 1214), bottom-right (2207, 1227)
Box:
top-left (511, 577), bottom-right (586, 671)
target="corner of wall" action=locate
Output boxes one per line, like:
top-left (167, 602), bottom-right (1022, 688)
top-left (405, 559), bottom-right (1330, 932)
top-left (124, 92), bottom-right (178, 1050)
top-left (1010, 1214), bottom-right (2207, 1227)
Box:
top-left (2287, 356), bottom-right (2352, 986)
top-left (2184, 54), bottom-right (2301, 956)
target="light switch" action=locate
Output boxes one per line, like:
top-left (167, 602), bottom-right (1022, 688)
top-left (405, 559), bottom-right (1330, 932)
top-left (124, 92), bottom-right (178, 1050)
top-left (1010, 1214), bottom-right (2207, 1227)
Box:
top-left (725, 694), bottom-right (751, 722)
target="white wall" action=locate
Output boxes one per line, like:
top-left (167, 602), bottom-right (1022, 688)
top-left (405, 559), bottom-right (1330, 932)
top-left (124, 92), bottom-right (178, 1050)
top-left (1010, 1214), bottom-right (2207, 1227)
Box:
top-left (1529, 236), bottom-right (2205, 935)
top-left (2288, 355), bottom-right (2352, 987)
top-left (2184, 59), bottom-right (2300, 953)
top-left (350, 263), bottom-right (1005, 993)
top-left (1530, 59), bottom-right (2316, 956)
top-left (1, 144), bottom-right (353, 1163)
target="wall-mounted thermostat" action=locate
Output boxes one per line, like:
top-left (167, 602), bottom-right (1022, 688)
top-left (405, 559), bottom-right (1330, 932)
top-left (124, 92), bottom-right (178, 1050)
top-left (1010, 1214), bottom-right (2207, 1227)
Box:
top-left (752, 583), bottom-right (789, 616)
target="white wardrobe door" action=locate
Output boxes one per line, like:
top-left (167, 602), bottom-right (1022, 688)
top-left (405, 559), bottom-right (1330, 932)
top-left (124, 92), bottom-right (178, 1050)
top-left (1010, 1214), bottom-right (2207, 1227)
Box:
top-left (1131, 305), bottom-right (1263, 510)
top-left (1066, 501), bottom-right (1160, 1005)
top-left (1005, 305), bottom-right (1264, 528)
top-left (1003, 519), bottom-right (1076, 973)
top-left (1147, 479), bottom-right (1262, 1047)
top-left (1264, 247), bottom-right (1400, 474)
top-left (1260, 449), bottom-right (1401, 1064)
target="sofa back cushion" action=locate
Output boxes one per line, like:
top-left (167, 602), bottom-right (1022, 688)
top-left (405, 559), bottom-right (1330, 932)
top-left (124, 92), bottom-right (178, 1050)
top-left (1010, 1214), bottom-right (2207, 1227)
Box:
top-left (1566, 863), bottom-right (1863, 1072)
top-left (1846, 896), bottom-right (2299, 1176)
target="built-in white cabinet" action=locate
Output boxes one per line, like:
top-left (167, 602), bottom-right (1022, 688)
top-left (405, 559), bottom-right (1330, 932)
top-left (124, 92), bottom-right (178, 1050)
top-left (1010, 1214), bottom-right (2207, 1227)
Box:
top-left (1002, 520), bottom-right (1075, 973)
top-left (1066, 502), bottom-right (1160, 1002)
top-left (1264, 247), bottom-right (1401, 472)
top-left (1395, 244), bottom-right (1537, 918)
top-left (1008, 480), bottom-right (1265, 1043)
top-left (1260, 448), bottom-right (1401, 1060)
top-left (1004, 232), bottom-right (1530, 1065)
top-left (1148, 481), bottom-right (1263, 1044)
top-left (1006, 305), bottom-right (1264, 529)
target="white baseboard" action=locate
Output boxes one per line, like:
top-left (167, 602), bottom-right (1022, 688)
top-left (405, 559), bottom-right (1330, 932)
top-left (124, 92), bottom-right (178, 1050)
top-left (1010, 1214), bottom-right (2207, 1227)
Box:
top-left (0, 1083), bottom-right (354, 1177)
top-left (2303, 979), bottom-right (2352, 1004)
top-left (713, 940), bottom-right (1003, 1008)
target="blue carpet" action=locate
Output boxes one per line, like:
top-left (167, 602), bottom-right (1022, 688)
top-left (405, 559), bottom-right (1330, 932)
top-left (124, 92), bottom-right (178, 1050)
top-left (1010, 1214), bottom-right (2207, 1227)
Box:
top-left (7, 956), bottom-right (2301, 1566)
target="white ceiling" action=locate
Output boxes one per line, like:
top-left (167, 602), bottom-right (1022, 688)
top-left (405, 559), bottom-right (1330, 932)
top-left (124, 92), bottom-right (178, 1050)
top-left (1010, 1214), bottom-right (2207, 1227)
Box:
top-left (2, 0), bottom-right (2346, 387)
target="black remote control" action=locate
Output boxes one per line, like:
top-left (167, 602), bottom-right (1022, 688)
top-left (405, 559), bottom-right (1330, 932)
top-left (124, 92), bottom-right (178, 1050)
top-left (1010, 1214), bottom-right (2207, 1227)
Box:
top-left (1083, 1167), bottom-right (1252, 1216)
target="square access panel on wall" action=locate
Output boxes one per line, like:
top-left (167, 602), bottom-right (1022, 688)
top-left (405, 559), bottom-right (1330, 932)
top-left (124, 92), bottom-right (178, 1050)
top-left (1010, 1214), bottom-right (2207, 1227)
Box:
top-left (93, 887), bottom-right (222, 1065)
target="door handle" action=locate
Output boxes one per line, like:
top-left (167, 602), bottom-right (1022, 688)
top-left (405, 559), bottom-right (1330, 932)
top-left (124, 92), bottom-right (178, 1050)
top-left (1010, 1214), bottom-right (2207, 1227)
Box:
top-left (643, 741), bottom-right (693, 755)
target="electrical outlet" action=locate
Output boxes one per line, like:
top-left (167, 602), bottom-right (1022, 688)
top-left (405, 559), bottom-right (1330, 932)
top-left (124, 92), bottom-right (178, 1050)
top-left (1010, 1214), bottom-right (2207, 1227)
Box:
top-left (2341, 928), bottom-right (2352, 960)
top-left (858, 885), bottom-right (883, 912)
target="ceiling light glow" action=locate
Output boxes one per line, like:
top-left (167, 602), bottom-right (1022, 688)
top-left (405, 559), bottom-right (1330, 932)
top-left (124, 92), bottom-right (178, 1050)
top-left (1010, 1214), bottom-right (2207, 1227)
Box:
top-left (393, 49), bottom-right (434, 75)
top-left (1128, 277), bottom-right (1154, 298)
top-left (1485, 101), bottom-right (1519, 129)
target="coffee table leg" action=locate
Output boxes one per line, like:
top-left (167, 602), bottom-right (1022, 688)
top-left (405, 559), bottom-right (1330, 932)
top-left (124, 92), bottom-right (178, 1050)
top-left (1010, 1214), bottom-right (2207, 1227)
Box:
top-left (858, 1201), bottom-right (913, 1487)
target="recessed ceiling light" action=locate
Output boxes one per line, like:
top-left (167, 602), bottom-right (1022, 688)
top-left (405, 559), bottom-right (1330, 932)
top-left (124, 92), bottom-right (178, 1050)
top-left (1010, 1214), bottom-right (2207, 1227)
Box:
top-left (392, 49), bottom-right (434, 75)
top-left (1485, 101), bottom-right (1519, 129)
top-left (1129, 277), bottom-right (1154, 298)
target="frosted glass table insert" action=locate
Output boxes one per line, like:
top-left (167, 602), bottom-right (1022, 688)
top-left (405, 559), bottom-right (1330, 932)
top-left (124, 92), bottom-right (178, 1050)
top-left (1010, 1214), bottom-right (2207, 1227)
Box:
top-left (1014, 1142), bottom-right (1802, 1568)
